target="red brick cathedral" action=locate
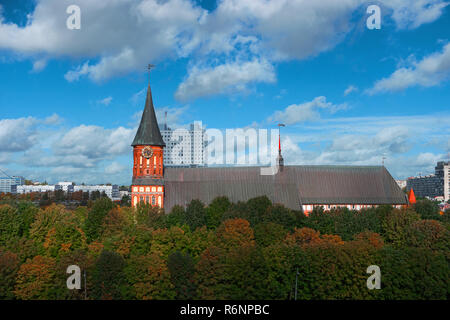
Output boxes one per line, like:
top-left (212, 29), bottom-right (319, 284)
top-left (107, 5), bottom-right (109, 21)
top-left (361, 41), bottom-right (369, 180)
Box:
top-left (131, 84), bottom-right (165, 208)
top-left (130, 80), bottom-right (408, 212)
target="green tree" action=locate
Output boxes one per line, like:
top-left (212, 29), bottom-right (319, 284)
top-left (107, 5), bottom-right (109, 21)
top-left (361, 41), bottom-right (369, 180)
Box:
top-left (206, 197), bottom-right (231, 229)
top-left (166, 205), bottom-right (186, 227)
top-left (414, 199), bottom-right (441, 220)
top-left (382, 208), bottom-right (420, 246)
top-left (185, 200), bottom-right (207, 230)
top-left (254, 222), bottom-right (287, 247)
top-left (168, 251), bottom-right (197, 299)
top-left (91, 250), bottom-right (127, 300)
top-left (84, 198), bottom-right (114, 242)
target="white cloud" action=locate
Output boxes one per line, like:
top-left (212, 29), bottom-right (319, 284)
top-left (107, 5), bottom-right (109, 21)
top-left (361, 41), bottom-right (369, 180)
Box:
top-left (344, 85), bottom-right (358, 96)
top-left (98, 96), bottom-right (113, 106)
top-left (0, 117), bottom-right (38, 152)
top-left (268, 96), bottom-right (348, 125)
top-left (31, 59), bottom-right (47, 73)
top-left (1, 0), bottom-right (446, 87)
top-left (54, 125), bottom-right (134, 159)
top-left (382, 0), bottom-right (449, 30)
top-left (0, 0), bottom-right (205, 82)
top-left (175, 59), bottom-right (275, 101)
top-left (104, 161), bottom-right (126, 174)
top-left (368, 43), bottom-right (450, 94)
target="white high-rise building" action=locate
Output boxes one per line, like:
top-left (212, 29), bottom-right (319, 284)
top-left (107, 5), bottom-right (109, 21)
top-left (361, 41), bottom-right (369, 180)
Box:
top-left (161, 121), bottom-right (207, 167)
top-left (0, 175), bottom-right (24, 194)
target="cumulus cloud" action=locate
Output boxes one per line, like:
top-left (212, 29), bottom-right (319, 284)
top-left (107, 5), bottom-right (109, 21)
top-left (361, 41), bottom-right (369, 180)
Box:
top-left (268, 96), bottom-right (348, 125)
top-left (0, 0), bottom-right (205, 82)
top-left (1, 0), bottom-right (447, 92)
top-left (175, 59), bottom-right (275, 101)
top-left (0, 117), bottom-right (38, 152)
top-left (368, 43), bottom-right (450, 94)
top-left (54, 125), bottom-right (134, 159)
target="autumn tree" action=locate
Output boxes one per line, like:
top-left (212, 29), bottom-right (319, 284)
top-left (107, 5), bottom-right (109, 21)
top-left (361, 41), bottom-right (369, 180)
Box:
top-left (0, 251), bottom-right (19, 299)
top-left (14, 255), bottom-right (57, 300)
top-left (125, 253), bottom-right (175, 299)
top-left (216, 218), bottom-right (255, 250)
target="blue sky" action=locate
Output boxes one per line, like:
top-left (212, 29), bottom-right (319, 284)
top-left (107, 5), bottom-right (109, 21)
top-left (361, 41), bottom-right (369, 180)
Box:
top-left (0, 0), bottom-right (450, 185)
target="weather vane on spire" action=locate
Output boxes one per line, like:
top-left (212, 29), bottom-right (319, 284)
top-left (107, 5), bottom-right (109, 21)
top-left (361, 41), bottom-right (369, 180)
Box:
top-left (147, 64), bottom-right (155, 85)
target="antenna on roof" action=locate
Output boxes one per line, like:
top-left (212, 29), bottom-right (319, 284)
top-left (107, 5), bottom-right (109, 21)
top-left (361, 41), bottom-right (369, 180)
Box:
top-left (165, 111), bottom-right (168, 130)
top-left (382, 156), bottom-right (386, 166)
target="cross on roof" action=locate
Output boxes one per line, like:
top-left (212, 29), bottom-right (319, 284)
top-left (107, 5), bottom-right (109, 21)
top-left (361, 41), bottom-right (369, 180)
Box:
top-left (147, 64), bottom-right (155, 85)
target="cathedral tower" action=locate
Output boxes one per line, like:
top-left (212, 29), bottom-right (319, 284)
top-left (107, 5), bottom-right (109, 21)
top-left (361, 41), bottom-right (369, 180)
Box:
top-left (131, 83), bottom-right (165, 207)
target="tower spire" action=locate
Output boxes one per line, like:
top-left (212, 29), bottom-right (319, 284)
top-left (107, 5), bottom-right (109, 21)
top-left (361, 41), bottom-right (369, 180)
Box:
top-left (131, 65), bottom-right (165, 147)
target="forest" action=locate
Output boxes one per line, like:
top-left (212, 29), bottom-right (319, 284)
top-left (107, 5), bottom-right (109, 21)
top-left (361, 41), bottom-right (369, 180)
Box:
top-left (0, 195), bottom-right (449, 300)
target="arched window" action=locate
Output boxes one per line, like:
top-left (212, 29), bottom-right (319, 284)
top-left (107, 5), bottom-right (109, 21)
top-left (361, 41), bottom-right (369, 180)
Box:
top-left (152, 196), bottom-right (156, 205)
top-left (133, 196), bottom-right (137, 207)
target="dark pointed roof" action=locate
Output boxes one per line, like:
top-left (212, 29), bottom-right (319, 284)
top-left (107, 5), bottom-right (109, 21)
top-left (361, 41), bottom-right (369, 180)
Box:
top-left (131, 85), bottom-right (165, 147)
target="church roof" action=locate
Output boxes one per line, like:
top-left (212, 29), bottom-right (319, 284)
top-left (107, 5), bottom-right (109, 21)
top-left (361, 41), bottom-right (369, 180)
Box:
top-left (163, 165), bottom-right (408, 212)
top-left (131, 85), bottom-right (165, 147)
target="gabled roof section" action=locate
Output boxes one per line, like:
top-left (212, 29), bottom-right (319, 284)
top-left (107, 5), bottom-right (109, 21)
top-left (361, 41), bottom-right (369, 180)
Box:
top-left (131, 85), bottom-right (165, 147)
top-left (163, 165), bottom-right (408, 212)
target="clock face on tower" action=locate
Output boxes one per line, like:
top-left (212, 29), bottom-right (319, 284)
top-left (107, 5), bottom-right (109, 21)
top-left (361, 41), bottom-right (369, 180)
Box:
top-left (142, 146), bottom-right (153, 159)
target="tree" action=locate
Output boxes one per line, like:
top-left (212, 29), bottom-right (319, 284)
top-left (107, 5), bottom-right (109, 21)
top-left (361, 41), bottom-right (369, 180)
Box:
top-left (414, 199), bottom-right (441, 220)
top-left (136, 202), bottom-right (165, 229)
top-left (120, 194), bottom-right (131, 207)
top-left (0, 251), bottom-right (19, 299)
top-left (216, 218), bottom-right (255, 250)
top-left (91, 250), bottom-right (126, 300)
top-left (263, 204), bottom-right (304, 230)
top-left (0, 205), bottom-right (21, 247)
top-left (14, 255), bottom-right (57, 300)
top-left (382, 208), bottom-right (420, 246)
top-left (206, 197), bottom-right (231, 229)
top-left (405, 220), bottom-right (450, 252)
top-left (167, 251), bottom-right (197, 299)
top-left (84, 198), bottom-right (114, 242)
top-left (166, 205), bottom-right (186, 227)
top-left (125, 253), bottom-right (175, 299)
top-left (254, 222), bottom-right (287, 247)
top-left (185, 200), bottom-right (207, 230)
